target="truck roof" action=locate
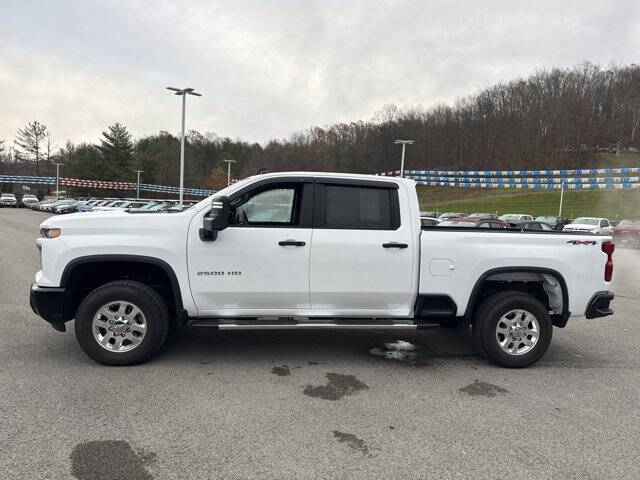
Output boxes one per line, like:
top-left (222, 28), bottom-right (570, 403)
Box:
top-left (240, 171), bottom-right (415, 186)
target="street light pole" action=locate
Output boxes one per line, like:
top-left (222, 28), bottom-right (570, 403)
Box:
top-left (134, 170), bottom-right (144, 199)
top-left (53, 162), bottom-right (64, 199)
top-left (222, 159), bottom-right (236, 186)
top-left (394, 140), bottom-right (414, 178)
top-left (166, 86), bottom-right (202, 208)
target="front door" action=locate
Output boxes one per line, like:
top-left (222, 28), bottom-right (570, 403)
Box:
top-left (187, 181), bottom-right (313, 316)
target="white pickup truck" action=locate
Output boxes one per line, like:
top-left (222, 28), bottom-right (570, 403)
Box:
top-left (30, 172), bottom-right (615, 368)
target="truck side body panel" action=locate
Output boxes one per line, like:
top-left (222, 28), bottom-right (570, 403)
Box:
top-left (419, 230), bottom-right (612, 317)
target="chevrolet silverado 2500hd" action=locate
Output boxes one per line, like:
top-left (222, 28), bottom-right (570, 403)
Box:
top-left (30, 172), bottom-right (615, 367)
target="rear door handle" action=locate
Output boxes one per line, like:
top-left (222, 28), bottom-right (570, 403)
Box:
top-left (279, 239), bottom-right (306, 247)
top-left (382, 242), bottom-right (408, 249)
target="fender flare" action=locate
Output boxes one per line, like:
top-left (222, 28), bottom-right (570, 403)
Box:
top-left (60, 254), bottom-right (184, 310)
top-left (464, 266), bottom-right (570, 326)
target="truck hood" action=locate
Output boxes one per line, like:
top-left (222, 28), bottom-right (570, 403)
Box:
top-left (39, 209), bottom-right (194, 237)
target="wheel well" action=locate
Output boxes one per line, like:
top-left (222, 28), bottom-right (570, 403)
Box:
top-left (466, 269), bottom-right (568, 327)
top-left (62, 260), bottom-right (180, 321)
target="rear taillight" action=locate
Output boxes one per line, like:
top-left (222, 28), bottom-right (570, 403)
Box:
top-left (602, 241), bottom-right (615, 282)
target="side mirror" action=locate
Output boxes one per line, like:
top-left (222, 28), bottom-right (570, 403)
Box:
top-left (199, 196), bottom-right (230, 241)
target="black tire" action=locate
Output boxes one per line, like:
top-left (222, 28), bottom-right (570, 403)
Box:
top-left (472, 291), bottom-right (552, 368)
top-left (74, 280), bottom-right (169, 366)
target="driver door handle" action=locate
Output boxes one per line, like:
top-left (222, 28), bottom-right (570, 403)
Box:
top-left (382, 242), bottom-right (408, 249)
top-left (279, 239), bottom-right (306, 247)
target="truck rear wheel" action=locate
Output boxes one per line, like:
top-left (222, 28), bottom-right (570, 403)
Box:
top-left (472, 291), bottom-right (552, 368)
top-left (74, 280), bottom-right (169, 366)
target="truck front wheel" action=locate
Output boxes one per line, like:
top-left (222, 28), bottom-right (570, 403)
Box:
top-left (74, 280), bottom-right (169, 366)
top-left (472, 291), bottom-right (552, 368)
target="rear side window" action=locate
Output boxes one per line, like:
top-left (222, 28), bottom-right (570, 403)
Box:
top-left (321, 185), bottom-right (398, 230)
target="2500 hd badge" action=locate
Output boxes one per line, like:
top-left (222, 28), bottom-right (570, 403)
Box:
top-left (197, 271), bottom-right (242, 276)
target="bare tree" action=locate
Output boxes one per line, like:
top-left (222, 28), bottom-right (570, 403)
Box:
top-left (14, 121), bottom-right (48, 175)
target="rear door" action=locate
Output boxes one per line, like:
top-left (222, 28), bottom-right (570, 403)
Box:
top-left (309, 179), bottom-right (415, 314)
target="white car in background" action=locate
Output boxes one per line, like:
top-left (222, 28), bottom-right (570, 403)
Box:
top-left (20, 194), bottom-right (39, 208)
top-left (1, 193), bottom-right (18, 208)
top-left (499, 214), bottom-right (533, 223)
top-left (563, 217), bottom-right (614, 235)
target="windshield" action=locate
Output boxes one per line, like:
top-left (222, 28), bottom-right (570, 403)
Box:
top-left (618, 220), bottom-right (640, 227)
top-left (536, 216), bottom-right (556, 222)
top-left (573, 218), bottom-right (599, 225)
top-left (439, 220), bottom-right (477, 227)
top-left (2, 194), bottom-right (16, 198)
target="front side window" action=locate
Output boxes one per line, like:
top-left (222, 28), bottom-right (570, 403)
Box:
top-left (231, 187), bottom-right (297, 226)
top-left (323, 185), bottom-right (394, 230)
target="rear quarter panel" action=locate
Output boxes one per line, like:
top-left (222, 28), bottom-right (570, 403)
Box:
top-left (420, 230), bottom-right (612, 317)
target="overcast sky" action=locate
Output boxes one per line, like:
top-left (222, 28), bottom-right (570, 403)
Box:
top-left (2, 0), bottom-right (638, 149)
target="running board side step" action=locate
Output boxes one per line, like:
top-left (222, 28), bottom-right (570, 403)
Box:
top-left (187, 318), bottom-right (441, 330)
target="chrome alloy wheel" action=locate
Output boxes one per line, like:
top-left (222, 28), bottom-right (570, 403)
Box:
top-left (92, 301), bottom-right (147, 353)
top-left (495, 309), bottom-right (540, 356)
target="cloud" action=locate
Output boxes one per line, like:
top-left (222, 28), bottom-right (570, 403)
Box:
top-left (1, 0), bottom-right (638, 148)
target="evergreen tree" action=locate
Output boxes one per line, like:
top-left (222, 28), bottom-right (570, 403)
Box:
top-left (97, 122), bottom-right (134, 179)
top-left (14, 121), bottom-right (48, 175)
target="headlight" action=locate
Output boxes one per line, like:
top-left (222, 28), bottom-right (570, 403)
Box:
top-left (40, 227), bottom-right (61, 238)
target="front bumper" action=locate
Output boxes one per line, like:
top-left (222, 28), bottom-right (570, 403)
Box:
top-left (30, 284), bottom-right (67, 331)
top-left (585, 291), bottom-right (614, 319)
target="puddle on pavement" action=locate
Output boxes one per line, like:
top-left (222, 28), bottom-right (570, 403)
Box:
top-left (332, 430), bottom-right (372, 456)
top-left (71, 440), bottom-right (156, 480)
top-left (369, 340), bottom-right (430, 366)
top-left (303, 373), bottom-right (369, 401)
top-left (459, 379), bottom-right (508, 397)
top-left (271, 365), bottom-right (291, 376)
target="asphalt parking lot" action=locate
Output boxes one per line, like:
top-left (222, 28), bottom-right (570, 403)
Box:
top-left (1, 208), bottom-right (639, 480)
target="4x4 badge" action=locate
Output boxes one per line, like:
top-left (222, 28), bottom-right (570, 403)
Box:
top-left (566, 240), bottom-right (597, 245)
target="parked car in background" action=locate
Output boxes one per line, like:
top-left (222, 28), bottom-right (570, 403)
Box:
top-left (54, 200), bottom-right (82, 214)
top-left (512, 221), bottom-right (555, 231)
top-left (31, 199), bottom-right (53, 211)
top-left (499, 213), bottom-right (533, 223)
top-left (438, 216), bottom-right (509, 229)
top-left (90, 200), bottom-right (149, 212)
top-left (45, 199), bottom-right (76, 213)
top-left (612, 219), bottom-right (640, 248)
top-left (563, 217), bottom-right (613, 235)
top-left (420, 211), bottom-right (438, 218)
top-left (128, 201), bottom-right (177, 212)
top-left (74, 200), bottom-right (104, 212)
top-left (469, 212), bottom-right (498, 220)
top-left (534, 215), bottom-right (571, 231)
top-left (20, 194), bottom-right (39, 208)
top-left (420, 216), bottom-right (439, 227)
top-left (0, 193), bottom-right (18, 208)
top-left (438, 212), bottom-right (467, 221)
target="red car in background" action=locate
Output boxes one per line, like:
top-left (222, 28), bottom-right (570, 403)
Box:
top-left (612, 220), bottom-right (640, 248)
